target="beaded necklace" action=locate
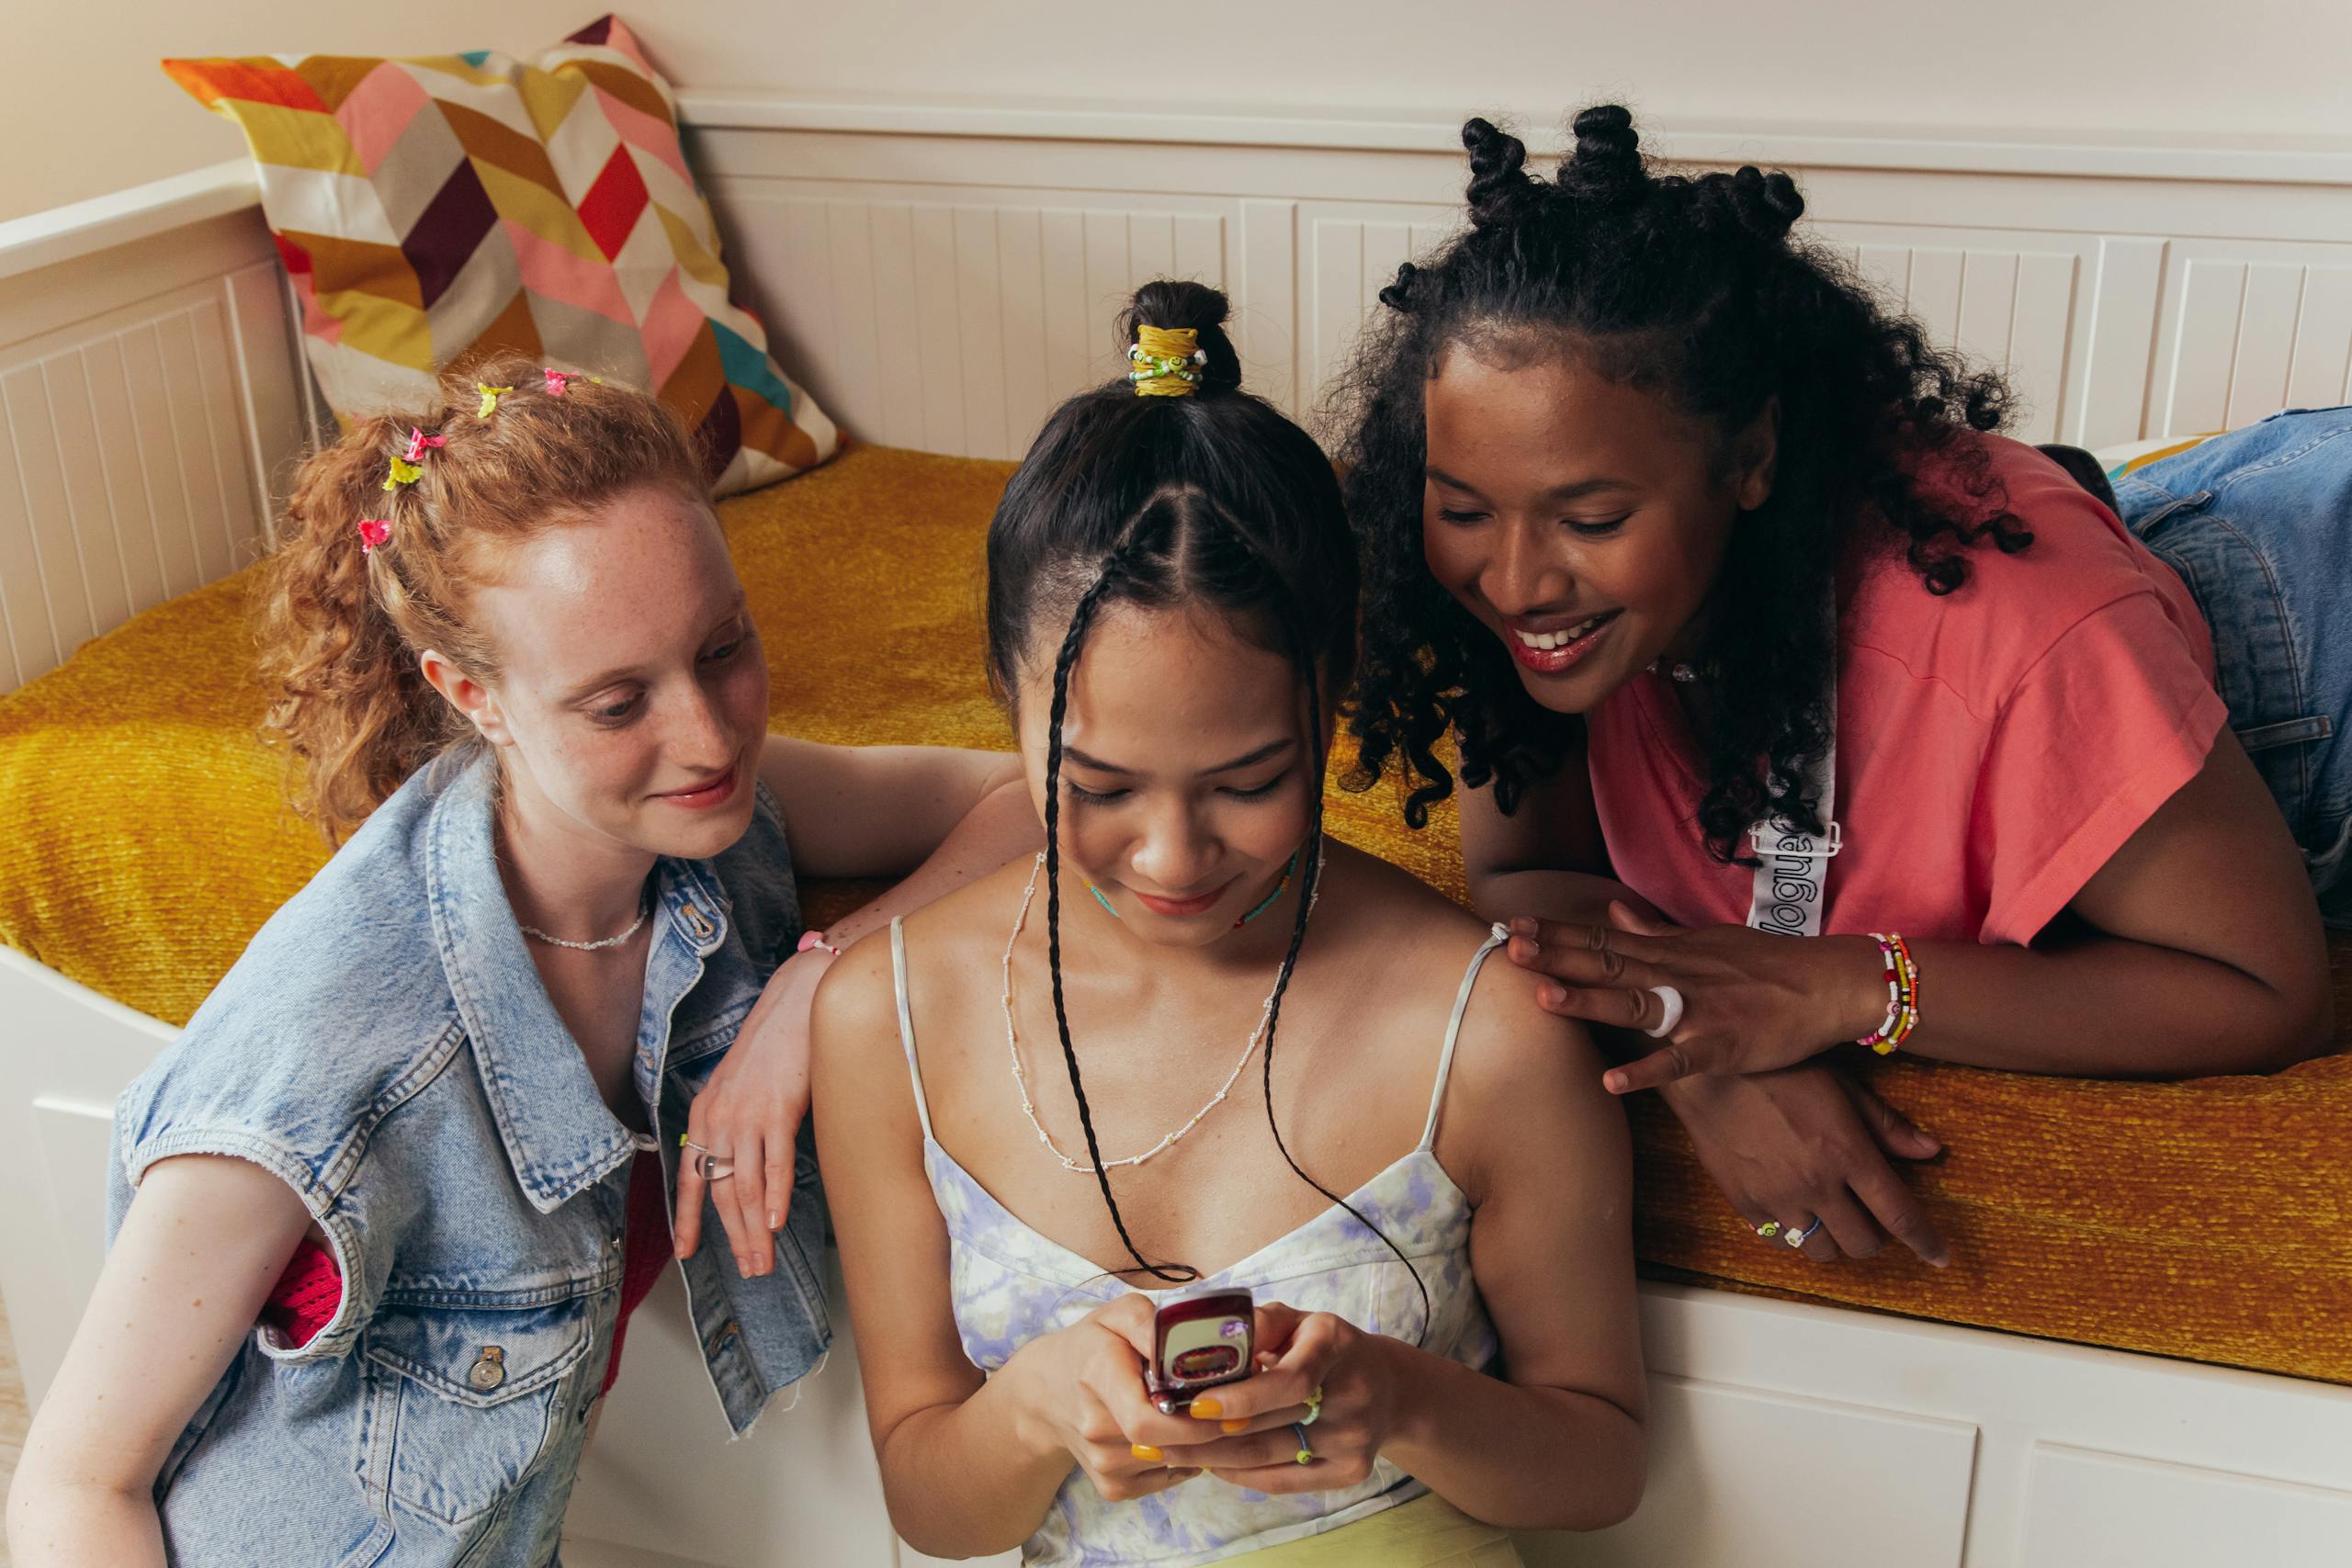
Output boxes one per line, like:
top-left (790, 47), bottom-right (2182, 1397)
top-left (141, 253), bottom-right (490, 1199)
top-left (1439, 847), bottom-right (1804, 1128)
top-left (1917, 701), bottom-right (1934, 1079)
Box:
top-left (1001, 849), bottom-right (1318, 1173)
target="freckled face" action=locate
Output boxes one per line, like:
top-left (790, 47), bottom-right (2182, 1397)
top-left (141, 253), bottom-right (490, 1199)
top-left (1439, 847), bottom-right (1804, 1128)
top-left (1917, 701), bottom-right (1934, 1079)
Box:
top-left (1015, 603), bottom-right (1315, 946)
top-left (469, 484), bottom-right (769, 860)
top-left (1420, 349), bottom-right (1770, 714)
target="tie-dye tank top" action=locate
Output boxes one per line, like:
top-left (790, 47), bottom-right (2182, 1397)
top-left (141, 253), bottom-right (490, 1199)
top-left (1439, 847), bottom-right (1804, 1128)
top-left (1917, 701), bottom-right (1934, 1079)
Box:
top-left (888, 919), bottom-right (1507, 1566)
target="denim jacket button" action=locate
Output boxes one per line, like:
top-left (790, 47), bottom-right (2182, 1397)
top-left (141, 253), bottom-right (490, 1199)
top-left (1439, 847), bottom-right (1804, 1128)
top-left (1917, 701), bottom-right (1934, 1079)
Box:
top-left (468, 1347), bottom-right (507, 1391)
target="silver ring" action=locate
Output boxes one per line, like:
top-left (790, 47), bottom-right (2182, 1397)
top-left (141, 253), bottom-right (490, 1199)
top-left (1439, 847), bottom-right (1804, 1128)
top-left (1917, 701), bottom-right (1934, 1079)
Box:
top-left (1783, 1217), bottom-right (1822, 1248)
top-left (1645, 985), bottom-right (1685, 1039)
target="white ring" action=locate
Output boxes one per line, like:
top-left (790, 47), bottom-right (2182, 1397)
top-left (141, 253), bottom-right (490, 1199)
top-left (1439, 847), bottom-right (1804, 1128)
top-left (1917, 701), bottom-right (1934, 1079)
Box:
top-left (1645, 985), bottom-right (1686, 1039)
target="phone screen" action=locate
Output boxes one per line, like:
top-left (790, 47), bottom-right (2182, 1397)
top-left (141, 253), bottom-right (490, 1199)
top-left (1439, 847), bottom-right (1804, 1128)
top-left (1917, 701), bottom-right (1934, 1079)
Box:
top-left (1149, 1290), bottom-right (1254, 1413)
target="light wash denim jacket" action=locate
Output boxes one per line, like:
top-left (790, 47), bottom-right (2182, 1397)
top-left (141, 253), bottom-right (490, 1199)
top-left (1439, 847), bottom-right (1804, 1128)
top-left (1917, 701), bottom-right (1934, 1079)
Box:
top-left (107, 746), bottom-right (829, 1566)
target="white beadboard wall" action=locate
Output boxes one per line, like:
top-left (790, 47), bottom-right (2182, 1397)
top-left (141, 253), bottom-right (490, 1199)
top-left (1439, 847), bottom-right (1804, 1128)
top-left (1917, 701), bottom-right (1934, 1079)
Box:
top-left (5, 103), bottom-right (2352, 697)
top-left (0, 196), bottom-right (303, 694)
top-left (690, 113), bottom-right (2352, 473)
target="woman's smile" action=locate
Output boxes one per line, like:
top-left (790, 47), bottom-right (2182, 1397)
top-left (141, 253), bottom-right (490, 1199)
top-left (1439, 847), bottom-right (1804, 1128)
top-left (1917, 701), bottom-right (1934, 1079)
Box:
top-left (1502, 610), bottom-right (1622, 675)
top-left (1127, 877), bottom-right (1238, 919)
top-left (650, 760), bottom-right (744, 811)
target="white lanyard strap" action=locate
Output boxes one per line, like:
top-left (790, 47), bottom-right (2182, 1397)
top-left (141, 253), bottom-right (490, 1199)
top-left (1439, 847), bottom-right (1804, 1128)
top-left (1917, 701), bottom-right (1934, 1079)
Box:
top-left (1745, 677), bottom-right (1839, 938)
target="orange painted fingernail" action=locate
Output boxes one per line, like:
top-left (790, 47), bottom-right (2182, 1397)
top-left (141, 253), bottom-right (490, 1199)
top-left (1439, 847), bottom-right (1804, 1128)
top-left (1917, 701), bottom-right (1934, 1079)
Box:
top-left (1130, 1443), bottom-right (1163, 1461)
top-left (1221, 1417), bottom-right (1250, 1434)
top-left (1189, 1397), bottom-right (1222, 1418)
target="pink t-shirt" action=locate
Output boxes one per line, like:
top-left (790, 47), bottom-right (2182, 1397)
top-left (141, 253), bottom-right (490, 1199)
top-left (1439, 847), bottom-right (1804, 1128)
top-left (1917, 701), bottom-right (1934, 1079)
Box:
top-left (1587, 433), bottom-right (2228, 947)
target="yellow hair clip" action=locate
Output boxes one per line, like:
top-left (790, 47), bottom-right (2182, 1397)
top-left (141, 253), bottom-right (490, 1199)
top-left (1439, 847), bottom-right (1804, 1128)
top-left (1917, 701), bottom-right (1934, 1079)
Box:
top-left (476, 383), bottom-right (514, 419)
top-left (1128, 326), bottom-right (1205, 398)
top-left (382, 456), bottom-right (423, 491)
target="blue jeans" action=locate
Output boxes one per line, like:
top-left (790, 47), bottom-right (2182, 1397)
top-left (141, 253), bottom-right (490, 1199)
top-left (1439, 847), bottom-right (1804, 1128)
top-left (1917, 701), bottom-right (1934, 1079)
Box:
top-left (2113, 406), bottom-right (2352, 925)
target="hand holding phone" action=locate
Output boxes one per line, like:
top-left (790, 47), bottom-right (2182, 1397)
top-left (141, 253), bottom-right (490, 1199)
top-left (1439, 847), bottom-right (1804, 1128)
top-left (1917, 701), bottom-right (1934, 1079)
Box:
top-left (1144, 1289), bottom-right (1254, 1415)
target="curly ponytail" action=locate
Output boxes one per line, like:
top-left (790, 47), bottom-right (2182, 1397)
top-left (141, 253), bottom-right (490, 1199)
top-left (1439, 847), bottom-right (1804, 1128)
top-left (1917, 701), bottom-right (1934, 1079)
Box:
top-left (254, 355), bottom-right (707, 842)
top-left (257, 413), bottom-right (463, 839)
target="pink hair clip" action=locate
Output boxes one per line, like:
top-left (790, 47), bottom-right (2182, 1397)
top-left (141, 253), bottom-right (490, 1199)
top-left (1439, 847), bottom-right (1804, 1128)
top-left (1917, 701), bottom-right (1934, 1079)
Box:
top-left (796, 931), bottom-right (843, 958)
top-left (356, 518), bottom-right (391, 553)
top-left (544, 367), bottom-right (582, 395)
top-left (403, 426), bottom-right (446, 463)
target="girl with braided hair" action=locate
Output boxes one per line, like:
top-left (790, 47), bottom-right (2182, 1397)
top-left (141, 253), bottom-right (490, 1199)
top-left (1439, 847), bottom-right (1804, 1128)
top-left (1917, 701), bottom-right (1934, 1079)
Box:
top-left (810, 282), bottom-right (1645, 1564)
top-left (1338, 107), bottom-right (2331, 1269)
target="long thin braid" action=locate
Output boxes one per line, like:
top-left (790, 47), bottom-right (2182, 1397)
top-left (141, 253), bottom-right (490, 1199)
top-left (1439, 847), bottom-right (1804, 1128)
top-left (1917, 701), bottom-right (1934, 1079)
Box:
top-left (1256, 628), bottom-right (1433, 1347)
top-left (1042, 558), bottom-right (1198, 1284)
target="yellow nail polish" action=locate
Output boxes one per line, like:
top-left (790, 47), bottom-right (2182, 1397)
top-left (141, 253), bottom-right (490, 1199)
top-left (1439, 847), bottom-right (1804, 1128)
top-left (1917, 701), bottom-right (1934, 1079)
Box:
top-left (1221, 1417), bottom-right (1249, 1434)
top-left (1130, 1443), bottom-right (1163, 1462)
top-left (1189, 1397), bottom-right (1222, 1418)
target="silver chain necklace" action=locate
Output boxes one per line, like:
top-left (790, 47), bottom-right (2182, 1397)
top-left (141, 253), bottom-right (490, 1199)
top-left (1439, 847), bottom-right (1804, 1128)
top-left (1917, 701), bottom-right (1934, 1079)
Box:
top-left (518, 895), bottom-right (650, 952)
top-left (1001, 849), bottom-right (1319, 1173)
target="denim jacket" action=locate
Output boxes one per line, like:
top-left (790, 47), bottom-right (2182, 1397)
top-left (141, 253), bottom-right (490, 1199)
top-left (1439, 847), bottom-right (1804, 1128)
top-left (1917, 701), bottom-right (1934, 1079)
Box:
top-left (2114, 405), bottom-right (2352, 921)
top-left (108, 747), bottom-right (829, 1566)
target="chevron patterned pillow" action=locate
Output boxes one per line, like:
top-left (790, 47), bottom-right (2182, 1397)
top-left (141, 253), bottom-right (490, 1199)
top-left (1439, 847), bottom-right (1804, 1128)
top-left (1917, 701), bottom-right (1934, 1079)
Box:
top-left (164, 15), bottom-right (838, 497)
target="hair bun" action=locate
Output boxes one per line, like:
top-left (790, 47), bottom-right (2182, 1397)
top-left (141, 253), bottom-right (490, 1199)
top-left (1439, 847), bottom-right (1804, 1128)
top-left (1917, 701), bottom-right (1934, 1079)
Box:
top-left (1376, 261), bottom-right (1419, 313)
top-left (1742, 165), bottom-right (1806, 236)
top-left (1461, 118), bottom-right (1538, 230)
top-left (1557, 104), bottom-right (1644, 201)
top-left (1694, 165), bottom-right (1806, 243)
top-left (1119, 279), bottom-right (1242, 394)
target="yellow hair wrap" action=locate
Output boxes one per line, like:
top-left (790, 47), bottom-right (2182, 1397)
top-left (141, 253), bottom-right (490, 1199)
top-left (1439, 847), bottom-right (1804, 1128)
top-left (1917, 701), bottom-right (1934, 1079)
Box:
top-left (1128, 325), bottom-right (1204, 398)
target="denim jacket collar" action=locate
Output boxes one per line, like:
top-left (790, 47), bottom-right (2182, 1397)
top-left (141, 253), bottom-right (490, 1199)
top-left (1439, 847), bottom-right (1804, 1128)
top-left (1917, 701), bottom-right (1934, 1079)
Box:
top-left (424, 751), bottom-right (731, 1213)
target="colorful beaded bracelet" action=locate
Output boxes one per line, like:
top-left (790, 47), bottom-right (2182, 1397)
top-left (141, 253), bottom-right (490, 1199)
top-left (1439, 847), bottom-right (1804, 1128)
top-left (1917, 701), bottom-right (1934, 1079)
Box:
top-left (1857, 931), bottom-right (1920, 1055)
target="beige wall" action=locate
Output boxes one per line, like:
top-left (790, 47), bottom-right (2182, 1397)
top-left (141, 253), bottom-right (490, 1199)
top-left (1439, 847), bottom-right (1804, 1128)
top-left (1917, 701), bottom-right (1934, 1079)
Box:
top-left (7, 0), bottom-right (2352, 223)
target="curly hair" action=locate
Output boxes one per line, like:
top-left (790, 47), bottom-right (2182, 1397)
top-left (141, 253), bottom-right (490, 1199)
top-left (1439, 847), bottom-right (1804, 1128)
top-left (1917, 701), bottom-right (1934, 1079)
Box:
top-left (255, 355), bottom-right (707, 842)
top-left (1334, 106), bottom-right (2030, 860)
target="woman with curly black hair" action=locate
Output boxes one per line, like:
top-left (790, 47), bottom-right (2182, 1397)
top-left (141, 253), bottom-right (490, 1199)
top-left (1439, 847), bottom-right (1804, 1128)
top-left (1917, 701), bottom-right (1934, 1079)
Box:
top-left (1337, 106), bottom-right (2332, 1267)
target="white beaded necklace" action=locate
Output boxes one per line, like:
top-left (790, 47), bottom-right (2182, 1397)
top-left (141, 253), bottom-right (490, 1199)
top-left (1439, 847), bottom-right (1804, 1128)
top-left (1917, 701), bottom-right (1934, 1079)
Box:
top-left (1001, 849), bottom-right (1318, 1173)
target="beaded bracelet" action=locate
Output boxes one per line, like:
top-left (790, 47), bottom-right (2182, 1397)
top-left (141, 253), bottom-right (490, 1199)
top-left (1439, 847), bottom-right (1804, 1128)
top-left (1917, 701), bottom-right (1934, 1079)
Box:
top-left (1857, 932), bottom-right (1920, 1055)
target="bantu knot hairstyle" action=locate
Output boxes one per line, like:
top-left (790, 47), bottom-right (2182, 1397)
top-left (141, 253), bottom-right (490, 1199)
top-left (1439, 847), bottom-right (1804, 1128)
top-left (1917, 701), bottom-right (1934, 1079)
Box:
top-left (1340, 104), bottom-right (2026, 863)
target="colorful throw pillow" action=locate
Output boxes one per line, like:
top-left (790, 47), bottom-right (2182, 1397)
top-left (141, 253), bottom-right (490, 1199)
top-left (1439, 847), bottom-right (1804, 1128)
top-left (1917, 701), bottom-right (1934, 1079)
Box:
top-left (164, 16), bottom-right (837, 496)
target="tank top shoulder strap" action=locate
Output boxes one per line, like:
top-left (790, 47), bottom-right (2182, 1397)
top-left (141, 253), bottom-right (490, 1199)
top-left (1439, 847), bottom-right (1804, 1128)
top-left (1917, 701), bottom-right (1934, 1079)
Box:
top-left (888, 917), bottom-right (937, 1142)
top-left (1419, 923), bottom-right (1510, 1151)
